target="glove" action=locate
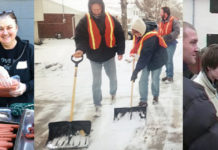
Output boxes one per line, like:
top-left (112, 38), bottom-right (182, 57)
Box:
top-left (131, 70), bottom-right (138, 82)
top-left (9, 82), bottom-right (26, 97)
top-left (0, 66), bottom-right (10, 78)
top-left (0, 66), bottom-right (11, 88)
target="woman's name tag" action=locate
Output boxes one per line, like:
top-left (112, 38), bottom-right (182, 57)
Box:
top-left (16, 61), bottom-right (27, 69)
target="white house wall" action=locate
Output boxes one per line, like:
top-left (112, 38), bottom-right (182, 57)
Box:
top-left (183, 0), bottom-right (193, 24)
top-left (184, 0), bottom-right (218, 49)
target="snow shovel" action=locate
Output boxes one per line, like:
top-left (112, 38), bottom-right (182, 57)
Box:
top-left (46, 55), bottom-right (91, 149)
top-left (114, 58), bottom-right (147, 120)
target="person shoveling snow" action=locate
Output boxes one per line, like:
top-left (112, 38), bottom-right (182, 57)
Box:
top-left (72, 0), bottom-right (125, 117)
top-left (130, 18), bottom-right (168, 106)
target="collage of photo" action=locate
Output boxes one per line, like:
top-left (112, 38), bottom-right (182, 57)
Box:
top-left (0, 0), bottom-right (217, 149)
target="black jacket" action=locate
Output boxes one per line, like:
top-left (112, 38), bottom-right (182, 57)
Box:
top-left (183, 77), bottom-right (218, 150)
top-left (74, 13), bottom-right (125, 62)
top-left (183, 63), bottom-right (194, 79)
top-left (0, 36), bottom-right (34, 106)
top-left (134, 32), bottom-right (168, 73)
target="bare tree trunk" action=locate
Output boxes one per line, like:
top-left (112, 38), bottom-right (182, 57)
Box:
top-left (121, 0), bottom-right (128, 39)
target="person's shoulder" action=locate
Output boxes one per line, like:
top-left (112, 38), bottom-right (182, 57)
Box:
top-left (81, 14), bottom-right (87, 19)
top-left (172, 17), bottom-right (180, 24)
top-left (184, 77), bottom-right (205, 91)
top-left (16, 37), bottom-right (31, 49)
top-left (183, 77), bottom-right (209, 103)
top-left (77, 14), bottom-right (88, 26)
top-left (28, 43), bottom-right (34, 51)
top-left (21, 40), bottom-right (33, 50)
top-left (144, 34), bottom-right (159, 43)
top-left (108, 13), bottom-right (120, 23)
top-left (20, 39), bottom-right (34, 54)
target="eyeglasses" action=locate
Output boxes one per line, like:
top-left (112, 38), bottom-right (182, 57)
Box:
top-left (0, 10), bottom-right (14, 16)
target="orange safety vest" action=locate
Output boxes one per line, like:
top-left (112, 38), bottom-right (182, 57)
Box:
top-left (130, 31), bottom-right (167, 56)
top-left (130, 35), bottom-right (139, 55)
top-left (86, 12), bottom-right (116, 50)
top-left (158, 16), bottom-right (174, 36)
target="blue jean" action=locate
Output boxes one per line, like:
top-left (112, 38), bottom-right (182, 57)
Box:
top-left (139, 67), bottom-right (162, 102)
top-left (90, 57), bottom-right (117, 106)
top-left (165, 41), bottom-right (177, 78)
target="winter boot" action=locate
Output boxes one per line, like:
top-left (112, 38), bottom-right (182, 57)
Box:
top-left (111, 95), bottom-right (116, 104)
top-left (153, 96), bottom-right (158, 104)
top-left (161, 77), bottom-right (168, 82)
top-left (165, 77), bottom-right (173, 84)
top-left (138, 101), bottom-right (147, 107)
top-left (94, 105), bottom-right (101, 117)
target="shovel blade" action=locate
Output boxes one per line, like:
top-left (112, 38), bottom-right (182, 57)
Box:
top-left (114, 106), bottom-right (147, 120)
top-left (46, 121), bottom-right (91, 149)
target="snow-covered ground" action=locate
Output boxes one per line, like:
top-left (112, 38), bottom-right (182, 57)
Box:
top-left (35, 36), bottom-right (183, 150)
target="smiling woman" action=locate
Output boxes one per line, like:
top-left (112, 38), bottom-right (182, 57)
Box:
top-left (0, 11), bottom-right (34, 107)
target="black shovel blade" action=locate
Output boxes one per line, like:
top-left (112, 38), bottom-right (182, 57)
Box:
top-left (114, 106), bottom-right (147, 120)
top-left (46, 121), bottom-right (91, 149)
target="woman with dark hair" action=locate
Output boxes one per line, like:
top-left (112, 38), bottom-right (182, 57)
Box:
top-left (0, 10), bottom-right (34, 107)
top-left (194, 44), bottom-right (218, 114)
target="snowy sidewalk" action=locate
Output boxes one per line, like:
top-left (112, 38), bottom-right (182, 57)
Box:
top-left (35, 38), bottom-right (182, 150)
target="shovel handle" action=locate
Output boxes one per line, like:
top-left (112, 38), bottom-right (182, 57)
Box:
top-left (70, 55), bottom-right (83, 121)
top-left (71, 55), bottom-right (83, 67)
top-left (130, 58), bottom-right (135, 107)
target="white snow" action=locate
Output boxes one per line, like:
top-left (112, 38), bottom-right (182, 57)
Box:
top-left (35, 33), bottom-right (182, 150)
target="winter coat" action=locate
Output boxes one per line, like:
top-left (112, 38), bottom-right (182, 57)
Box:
top-left (183, 63), bottom-right (194, 79)
top-left (159, 16), bottom-right (180, 43)
top-left (74, 12), bottom-right (125, 62)
top-left (183, 77), bottom-right (218, 150)
top-left (194, 71), bottom-right (218, 115)
top-left (134, 31), bottom-right (168, 73)
top-left (0, 36), bottom-right (34, 106)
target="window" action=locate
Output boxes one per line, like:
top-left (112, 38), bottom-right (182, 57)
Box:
top-left (210, 0), bottom-right (218, 13)
top-left (207, 34), bottom-right (218, 46)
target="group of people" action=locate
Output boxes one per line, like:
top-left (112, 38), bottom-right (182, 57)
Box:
top-left (73, 1), bottom-right (218, 149)
top-left (73, 0), bottom-right (180, 116)
top-left (1, 0), bottom-right (217, 149)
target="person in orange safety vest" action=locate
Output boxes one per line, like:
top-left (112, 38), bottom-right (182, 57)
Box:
top-left (130, 18), bottom-right (168, 106)
top-left (73, 0), bottom-right (125, 117)
top-left (159, 6), bottom-right (180, 83)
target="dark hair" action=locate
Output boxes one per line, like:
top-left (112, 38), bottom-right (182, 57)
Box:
top-left (0, 10), bottom-right (17, 25)
top-left (201, 44), bottom-right (218, 73)
top-left (161, 7), bottom-right (171, 16)
top-left (88, 0), bottom-right (105, 15)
